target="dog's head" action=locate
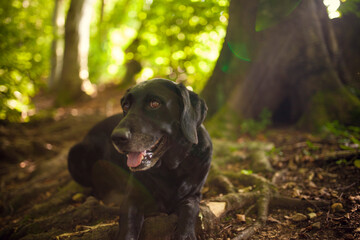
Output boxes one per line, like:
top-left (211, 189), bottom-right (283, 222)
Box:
top-left (111, 78), bottom-right (207, 171)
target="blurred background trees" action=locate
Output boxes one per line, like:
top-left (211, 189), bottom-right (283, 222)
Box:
top-left (0, 0), bottom-right (228, 121)
top-left (0, 0), bottom-right (359, 130)
top-left (0, 0), bottom-right (53, 121)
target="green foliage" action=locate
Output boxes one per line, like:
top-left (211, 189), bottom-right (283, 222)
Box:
top-left (338, 0), bottom-right (360, 17)
top-left (1, 0), bottom-right (228, 122)
top-left (354, 159), bottom-right (360, 168)
top-left (205, 105), bottom-right (242, 140)
top-left (240, 109), bottom-right (272, 137)
top-left (306, 140), bottom-right (320, 151)
top-left (336, 158), bottom-right (360, 169)
top-left (266, 146), bottom-right (283, 157)
top-left (322, 121), bottom-right (360, 149)
top-left (207, 108), bottom-right (272, 140)
top-left (88, 0), bottom-right (145, 83)
top-left (0, 0), bottom-right (53, 121)
top-left (240, 169), bottom-right (253, 175)
top-left (336, 159), bottom-right (348, 165)
top-left (88, 0), bottom-right (229, 92)
top-left (136, 0), bottom-right (228, 92)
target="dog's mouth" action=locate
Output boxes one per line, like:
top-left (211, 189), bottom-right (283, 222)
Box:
top-left (126, 136), bottom-right (167, 171)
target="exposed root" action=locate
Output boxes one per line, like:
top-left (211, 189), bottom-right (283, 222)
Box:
top-left (313, 149), bottom-right (359, 162)
top-left (1, 139), bottom-right (333, 240)
top-left (198, 163), bottom-right (329, 240)
top-left (55, 222), bottom-right (118, 240)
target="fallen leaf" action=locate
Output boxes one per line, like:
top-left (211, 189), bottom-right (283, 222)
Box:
top-left (267, 216), bottom-right (282, 224)
top-left (308, 181), bottom-right (317, 188)
top-left (236, 214), bottom-right (246, 222)
top-left (292, 188), bottom-right (302, 198)
top-left (311, 222), bottom-right (321, 229)
top-left (331, 203), bottom-right (343, 213)
top-left (72, 193), bottom-right (86, 203)
top-left (349, 195), bottom-right (360, 202)
top-left (290, 213), bottom-right (307, 222)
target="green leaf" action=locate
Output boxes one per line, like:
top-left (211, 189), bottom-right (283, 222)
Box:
top-left (241, 169), bottom-right (253, 175)
top-left (336, 159), bottom-right (347, 165)
top-left (350, 136), bottom-right (360, 145)
top-left (354, 160), bottom-right (360, 169)
top-left (340, 144), bottom-right (354, 150)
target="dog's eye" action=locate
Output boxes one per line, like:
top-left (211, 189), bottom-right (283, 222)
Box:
top-left (149, 100), bottom-right (160, 109)
top-left (122, 102), bottom-right (130, 112)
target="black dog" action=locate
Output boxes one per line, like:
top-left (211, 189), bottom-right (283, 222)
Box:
top-left (68, 78), bottom-right (212, 240)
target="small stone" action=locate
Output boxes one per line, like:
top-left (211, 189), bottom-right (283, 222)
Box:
top-left (72, 193), bottom-right (86, 203)
top-left (308, 212), bottom-right (317, 219)
top-left (331, 202), bottom-right (343, 213)
top-left (311, 222), bottom-right (321, 229)
top-left (290, 213), bottom-right (307, 222)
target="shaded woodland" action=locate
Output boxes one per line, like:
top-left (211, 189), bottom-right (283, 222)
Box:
top-left (1, 0), bottom-right (360, 239)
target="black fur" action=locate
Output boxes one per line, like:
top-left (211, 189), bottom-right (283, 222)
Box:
top-left (68, 78), bottom-right (212, 240)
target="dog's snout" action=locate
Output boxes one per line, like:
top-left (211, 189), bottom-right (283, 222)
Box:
top-left (111, 128), bottom-right (131, 146)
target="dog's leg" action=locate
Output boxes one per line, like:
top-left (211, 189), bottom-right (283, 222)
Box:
top-left (174, 196), bottom-right (200, 240)
top-left (116, 203), bottom-right (144, 240)
top-left (115, 175), bottom-right (147, 240)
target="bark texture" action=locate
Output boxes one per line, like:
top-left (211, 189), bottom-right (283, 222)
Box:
top-left (49, 0), bottom-right (66, 90)
top-left (201, 0), bottom-right (360, 128)
top-left (57, 0), bottom-right (95, 104)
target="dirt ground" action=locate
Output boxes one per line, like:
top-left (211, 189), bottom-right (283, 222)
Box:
top-left (0, 86), bottom-right (359, 240)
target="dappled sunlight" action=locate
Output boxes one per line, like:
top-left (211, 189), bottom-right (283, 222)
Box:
top-left (81, 78), bottom-right (97, 97)
top-left (136, 67), bottom-right (154, 83)
top-left (108, 27), bottom-right (137, 76)
top-left (1, 1), bottom-right (360, 239)
top-left (111, 46), bottom-right (125, 63)
top-left (87, 0), bottom-right (230, 92)
top-left (323, 0), bottom-right (341, 19)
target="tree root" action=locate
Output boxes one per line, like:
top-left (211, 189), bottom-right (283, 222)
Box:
top-left (313, 149), bottom-right (359, 162)
top-left (1, 141), bottom-right (332, 240)
top-left (1, 196), bottom-right (120, 240)
top-left (198, 164), bottom-right (329, 240)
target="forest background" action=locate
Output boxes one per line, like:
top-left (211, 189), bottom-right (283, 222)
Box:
top-left (1, 0), bottom-right (360, 239)
top-left (0, 0), bottom-right (359, 130)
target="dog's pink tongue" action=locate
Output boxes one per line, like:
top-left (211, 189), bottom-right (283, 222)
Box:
top-left (127, 152), bottom-right (145, 168)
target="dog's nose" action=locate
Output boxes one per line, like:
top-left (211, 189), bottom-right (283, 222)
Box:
top-left (111, 128), bottom-right (131, 145)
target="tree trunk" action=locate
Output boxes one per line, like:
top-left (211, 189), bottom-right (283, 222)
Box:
top-left (49, 0), bottom-right (66, 90)
top-left (57, 0), bottom-right (95, 105)
top-left (201, 0), bottom-right (360, 128)
top-left (119, 38), bottom-right (142, 90)
top-left (201, 0), bottom-right (257, 117)
top-left (333, 13), bottom-right (360, 91)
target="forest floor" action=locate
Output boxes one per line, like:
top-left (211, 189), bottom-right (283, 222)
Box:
top-left (0, 85), bottom-right (359, 240)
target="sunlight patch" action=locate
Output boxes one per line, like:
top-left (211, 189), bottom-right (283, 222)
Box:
top-left (323, 0), bottom-right (341, 19)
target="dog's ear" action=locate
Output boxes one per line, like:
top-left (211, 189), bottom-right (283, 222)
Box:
top-left (177, 83), bottom-right (208, 144)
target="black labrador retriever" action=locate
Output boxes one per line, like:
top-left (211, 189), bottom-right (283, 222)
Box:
top-left (68, 78), bottom-right (212, 240)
